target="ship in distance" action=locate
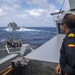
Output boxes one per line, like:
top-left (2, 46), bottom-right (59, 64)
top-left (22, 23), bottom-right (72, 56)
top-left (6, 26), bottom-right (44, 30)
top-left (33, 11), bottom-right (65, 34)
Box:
top-left (6, 22), bottom-right (27, 31)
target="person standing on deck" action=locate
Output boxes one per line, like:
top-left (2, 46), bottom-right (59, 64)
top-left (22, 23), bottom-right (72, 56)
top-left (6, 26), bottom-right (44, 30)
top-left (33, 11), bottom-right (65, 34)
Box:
top-left (55, 13), bottom-right (75, 75)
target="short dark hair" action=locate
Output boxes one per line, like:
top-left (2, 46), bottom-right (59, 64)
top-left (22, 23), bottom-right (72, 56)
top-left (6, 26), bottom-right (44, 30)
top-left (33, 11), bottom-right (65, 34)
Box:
top-left (62, 13), bottom-right (75, 29)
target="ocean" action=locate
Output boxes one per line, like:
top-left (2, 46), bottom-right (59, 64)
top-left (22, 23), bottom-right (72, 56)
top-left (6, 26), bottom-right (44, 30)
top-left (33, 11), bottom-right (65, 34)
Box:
top-left (0, 27), bottom-right (57, 58)
top-left (0, 27), bottom-right (57, 47)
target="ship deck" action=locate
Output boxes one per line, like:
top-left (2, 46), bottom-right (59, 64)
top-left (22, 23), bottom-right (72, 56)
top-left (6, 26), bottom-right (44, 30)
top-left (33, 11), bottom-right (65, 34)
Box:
top-left (0, 47), bottom-right (20, 59)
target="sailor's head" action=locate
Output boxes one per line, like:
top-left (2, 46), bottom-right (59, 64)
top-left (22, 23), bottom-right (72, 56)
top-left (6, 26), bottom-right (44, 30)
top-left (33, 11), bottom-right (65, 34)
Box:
top-left (61, 13), bottom-right (75, 33)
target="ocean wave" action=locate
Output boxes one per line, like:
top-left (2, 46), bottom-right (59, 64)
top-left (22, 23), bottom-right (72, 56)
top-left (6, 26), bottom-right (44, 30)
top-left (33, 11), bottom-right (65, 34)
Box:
top-left (4, 28), bottom-right (13, 31)
top-left (4, 28), bottom-right (43, 32)
top-left (16, 28), bottom-right (37, 31)
top-left (0, 39), bottom-right (6, 42)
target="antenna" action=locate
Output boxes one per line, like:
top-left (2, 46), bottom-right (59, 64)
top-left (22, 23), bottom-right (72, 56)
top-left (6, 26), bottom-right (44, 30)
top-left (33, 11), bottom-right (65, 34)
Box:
top-left (50, 0), bottom-right (65, 15)
top-left (57, 0), bottom-right (65, 18)
top-left (59, 0), bottom-right (65, 12)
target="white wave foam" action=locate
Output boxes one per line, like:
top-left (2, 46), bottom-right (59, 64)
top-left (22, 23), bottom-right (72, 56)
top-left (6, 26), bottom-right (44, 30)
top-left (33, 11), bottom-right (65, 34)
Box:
top-left (16, 27), bottom-right (43, 32)
top-left (1, 39), bottom-right (6, 42)
top-left (4, 27), bottom-right (43, 32)
top-left (16, 28), bottom-right (36, 31)
top-left (5, 28), bottom-right (13, 31)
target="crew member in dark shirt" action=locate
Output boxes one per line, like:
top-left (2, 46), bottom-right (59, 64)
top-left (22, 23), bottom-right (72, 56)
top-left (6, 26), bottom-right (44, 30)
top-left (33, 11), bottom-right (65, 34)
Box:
top-left (55, 13), bottom-right (75, 75)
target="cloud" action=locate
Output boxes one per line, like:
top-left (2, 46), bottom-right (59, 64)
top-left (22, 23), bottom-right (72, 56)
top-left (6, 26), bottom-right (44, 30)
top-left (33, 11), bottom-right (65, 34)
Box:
top-left (0, 8), bottom-right (4, 16)
top-left (1, 4), bottom-right (21, 13)
top-left (56, 0), bottom-right (70, 10)
top-left (26, 0), bottom-right (49, 8)
top-left (27, 9), bottom-right (44, 16)
top-left (0, 0), bottom-right (19, 5)
top-left (0, 0), bottom-right (62, 27)
top-left (56, 0), bottom-right (63, 5)
top-left (15, 8), bottom-right (56, 27)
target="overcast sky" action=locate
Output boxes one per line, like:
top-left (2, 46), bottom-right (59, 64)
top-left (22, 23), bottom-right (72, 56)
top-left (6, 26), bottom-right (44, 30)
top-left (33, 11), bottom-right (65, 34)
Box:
top-left (0, 0), bottom-right (70, 27)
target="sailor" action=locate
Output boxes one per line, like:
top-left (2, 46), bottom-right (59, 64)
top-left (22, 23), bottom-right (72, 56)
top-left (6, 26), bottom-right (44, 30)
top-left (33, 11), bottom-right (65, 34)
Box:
top-left (55, 13), bottom-right (75, 75)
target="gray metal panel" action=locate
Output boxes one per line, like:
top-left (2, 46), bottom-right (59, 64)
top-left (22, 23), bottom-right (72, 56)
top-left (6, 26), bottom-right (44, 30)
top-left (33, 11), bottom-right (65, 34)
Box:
top-left (0, 54), bottom-right (18, 72)
top-left (26, 34), bottom-right (65, 63)
top-left (0, 54), bottom-right (18, 64)
top-left (69, 0), bottom-right (75, 9)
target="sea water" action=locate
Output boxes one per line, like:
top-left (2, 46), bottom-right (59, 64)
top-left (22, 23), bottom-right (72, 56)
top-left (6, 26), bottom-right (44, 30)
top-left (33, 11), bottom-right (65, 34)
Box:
top-left (0, 27), bottom-right (57, 58)
top-left (0, 27), bottom-right (56, 47)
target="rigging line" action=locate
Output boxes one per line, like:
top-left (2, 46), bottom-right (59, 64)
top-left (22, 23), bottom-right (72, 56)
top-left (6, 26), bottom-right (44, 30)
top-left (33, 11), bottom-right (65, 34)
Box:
top-left (57, 0), bottom-right (65, 19)
top-left (50, 0), bottom-right (65, 15)
top-left (59, 0), bottom-right (65, 12)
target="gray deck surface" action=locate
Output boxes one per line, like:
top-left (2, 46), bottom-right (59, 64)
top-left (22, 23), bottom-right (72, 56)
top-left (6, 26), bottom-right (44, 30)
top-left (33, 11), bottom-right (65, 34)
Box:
top-left (0, 47), bottom-right (20, 59)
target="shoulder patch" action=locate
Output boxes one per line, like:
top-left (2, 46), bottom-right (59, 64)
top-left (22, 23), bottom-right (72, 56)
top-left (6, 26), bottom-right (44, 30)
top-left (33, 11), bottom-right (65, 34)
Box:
top-left (68, 33), bottom-right (75, 37)
top-left (68, 44), bottom-right (75, 48)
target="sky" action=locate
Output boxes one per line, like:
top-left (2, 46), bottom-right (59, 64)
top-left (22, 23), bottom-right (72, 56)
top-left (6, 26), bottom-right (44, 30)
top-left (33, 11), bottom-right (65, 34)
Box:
top-left (0, 0), bottom-right (70, 27)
